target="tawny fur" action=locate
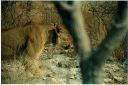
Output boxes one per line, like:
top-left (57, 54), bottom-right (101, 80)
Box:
top-left (1, 24), bottom-right (51, 75)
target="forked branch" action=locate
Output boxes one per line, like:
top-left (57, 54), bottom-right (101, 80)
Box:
top-left (54, 1), bottom-right (128, 84)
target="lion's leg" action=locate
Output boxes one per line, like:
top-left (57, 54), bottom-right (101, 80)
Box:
top-left (23, 38), bottom-right (44, 76)
top-left (21, 25), bottom-right (47, 77)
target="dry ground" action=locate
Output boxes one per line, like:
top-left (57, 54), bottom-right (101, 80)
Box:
top-left (1, 44), bottom-right (128, 84)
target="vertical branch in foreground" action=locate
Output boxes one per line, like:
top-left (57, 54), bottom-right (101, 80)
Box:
top-left (82, 1), bottom-right (128, 83)
top-left (53, 1), bottom-right (91, 83)
top-left (54, 1), bottom-right (128, 84)
top-left (53, 1), bottom-right (91, 59)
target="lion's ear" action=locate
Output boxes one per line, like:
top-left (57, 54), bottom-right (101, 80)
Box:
top-left (54, 23), bottom-right (58, 27)
top-left (50, 23), bottom-right (57, 27)
top-left (54, 23), bottom-right (56, 26)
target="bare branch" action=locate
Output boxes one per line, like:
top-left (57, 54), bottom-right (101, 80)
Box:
top-left (54, 1), bottom-right (128, 84)
top-left (82, 1), bottom-right (128, 83)
top-left (54, 1), bottom-right (91, 60)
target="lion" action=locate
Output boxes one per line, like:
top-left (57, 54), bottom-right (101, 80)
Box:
top-left (1, 23), bottom-right (53, 76)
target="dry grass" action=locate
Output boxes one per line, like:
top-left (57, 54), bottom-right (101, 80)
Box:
top-left (1, 45), bottom-right (127, 84)
top-left (1, 1), bottom-right (127, 84)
